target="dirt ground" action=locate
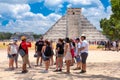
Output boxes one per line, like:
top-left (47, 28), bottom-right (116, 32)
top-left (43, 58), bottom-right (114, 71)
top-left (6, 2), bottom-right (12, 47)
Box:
top-left (0, 49), bottom-right (120, 80)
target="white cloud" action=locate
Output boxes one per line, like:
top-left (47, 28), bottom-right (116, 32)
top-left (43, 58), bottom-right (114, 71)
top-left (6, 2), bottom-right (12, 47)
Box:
top-left (0, 2), bottom-right (62, 34)
top-left (0, 0), bottom-right (43, 4)
top-left (44, 0), bottom-right (63, 7)
top-left (67, 4), bottom-right (72, 8)
top-left (106, 6), bottom-right (112, 19)
top-left (44, 0), bottom-right (64, 11)
top-left (82, 5), bottom-right (112, 30)
top-left (0, 3), bottom-right (30, 19)
top-left (47, 13), bottom-right (61, 21)
top-left (0, 14), bottom-right (2, 18)
top-left (0, 0), bottom-right (27, 4)
top-left (0, 11), bottom-right (61, 34)
top-left (27, 0), bottom-right (43, 3)
top-left (67, 0), bottom-right (92, 5)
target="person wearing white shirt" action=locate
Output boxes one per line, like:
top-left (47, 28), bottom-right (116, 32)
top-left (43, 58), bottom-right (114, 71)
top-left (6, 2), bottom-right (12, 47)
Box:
top-left (73, 38), bottom-right (81, 70)
top-left (79, 36), bottom-right (89, 73)
top-left (112, 41), bottom-right (116, 51)
top-left (7, 39), bottom-right (18, 70)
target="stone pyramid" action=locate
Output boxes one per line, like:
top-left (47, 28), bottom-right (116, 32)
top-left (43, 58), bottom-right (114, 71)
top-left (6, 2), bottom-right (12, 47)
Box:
top-left (43, 8), bottom-right (107, 42)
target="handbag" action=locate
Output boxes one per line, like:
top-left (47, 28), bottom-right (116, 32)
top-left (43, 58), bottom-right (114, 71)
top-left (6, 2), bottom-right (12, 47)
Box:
top-left (34, 53), bottom-right (38, 57)
top-left (18, 43), bottom-right (26, 57)
top-left (19, 49), bottom-right (26, 57)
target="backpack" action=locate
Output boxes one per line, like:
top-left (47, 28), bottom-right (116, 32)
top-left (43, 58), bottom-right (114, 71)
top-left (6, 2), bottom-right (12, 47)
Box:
top-left (44, 46), bottom-right (52, 57)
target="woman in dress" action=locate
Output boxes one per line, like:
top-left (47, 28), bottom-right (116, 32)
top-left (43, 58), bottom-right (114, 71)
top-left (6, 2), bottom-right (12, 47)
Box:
top-left (64, 37), bottom-right (72, 73)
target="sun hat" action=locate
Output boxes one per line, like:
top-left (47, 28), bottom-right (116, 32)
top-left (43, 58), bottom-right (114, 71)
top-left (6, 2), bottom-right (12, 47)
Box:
top-left (21, 36), bottom-right (27, 40)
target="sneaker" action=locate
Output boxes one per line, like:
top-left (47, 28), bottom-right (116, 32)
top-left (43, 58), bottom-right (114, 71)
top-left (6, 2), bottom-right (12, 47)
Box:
top-left (53, 69), bottom-right (58, 72)
top-left (40, 64), bottom-right (42, 66)
top-left (41, 70), bottom-right (48, 73)
top-left (35, 65), bottom-right (38, 67)
top-left (29, 66), bottom-right (32, 68)
top-left (7, 68), bottom-right (14, 71)
top-left (22, 70), bottom-right (28, 73)
top-left (73, 67), bottom-right (81, 70)
top-left (64, 72), bottom-right (70, 74)
top-left (58, 69), bottom-right (62, 72)
top-left (80, 70), bottom-right (86, 73)
top-left (54, 63), bottom-right (56, 65)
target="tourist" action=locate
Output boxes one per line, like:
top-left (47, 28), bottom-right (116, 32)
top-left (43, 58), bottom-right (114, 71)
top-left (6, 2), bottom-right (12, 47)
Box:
top-left (7, 39), bottom-right (19, 70)
top-left (13, 39), bottom-right (19, 68)
top-left (107, 41), bottom-right (112, 50)
top-left (112, 41), bottom-right (116, 51)
top-left (50, 40), bottom-right (54, 66)
top-left (79, 35), bottom-right (89, 73)
top-left (41, 40), bottom-right (52, 73)
top-left (70, 39), bottom-right (75, 66)
top-left (73, 38), bottom-right (81, 70)
top-left (35, 36), bottom-right (44, 66)
top-left (54, 38), bottom-right (64, 72)
top-left (19, 36), bottom-right (31, 73)
top-left (116, 40), bottom-right (119, 52)
top-left (54, 40), bottom-right (59, 69)
top-left (64, 37), bottom-right (72, 73)
top-left (52, 41), bottom-right (57, 65)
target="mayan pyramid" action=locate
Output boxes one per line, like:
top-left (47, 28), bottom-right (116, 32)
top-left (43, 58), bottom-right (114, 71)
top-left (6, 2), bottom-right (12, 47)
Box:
top-left (43, 8), bottom-right (107, 41)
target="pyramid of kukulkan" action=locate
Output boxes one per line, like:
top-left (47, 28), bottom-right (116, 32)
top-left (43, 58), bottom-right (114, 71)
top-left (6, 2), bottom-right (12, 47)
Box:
top-left (43, 8), bottom-right (107, 42)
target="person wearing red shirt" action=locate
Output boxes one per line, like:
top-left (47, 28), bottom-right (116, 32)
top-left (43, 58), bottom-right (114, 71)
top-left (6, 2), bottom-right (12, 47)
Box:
top-left (20, 36), bottom-right (31, 73)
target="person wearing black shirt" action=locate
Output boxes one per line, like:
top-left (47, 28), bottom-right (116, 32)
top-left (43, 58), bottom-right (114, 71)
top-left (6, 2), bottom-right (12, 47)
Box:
top-left (54, 38), bottom-right (64, 72)
top-left (35, 37), bottom-right (44, 66)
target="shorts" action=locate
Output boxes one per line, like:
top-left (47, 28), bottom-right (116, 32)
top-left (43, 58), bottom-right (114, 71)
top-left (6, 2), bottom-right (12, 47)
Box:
top-left (8, 54), bottom-right (16, 59)
top-left (42, 54), bottom-right (50, 61)
top-left (75, 55), bottom-right (81, 62)
top-left (37, 51), bottom-right (42, 57)
top-left (81, 52), bottom-right (88, 64)
top-left (22, 54), bottom-right (29, 64)
top-left (57, 54), bottom-right (64, 57)
top-left (70, 49), bottom-right (75, 58)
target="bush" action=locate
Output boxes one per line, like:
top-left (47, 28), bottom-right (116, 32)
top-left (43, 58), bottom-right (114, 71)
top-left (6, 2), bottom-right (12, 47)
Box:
top-left (97, 45), bottom-right (105, 48)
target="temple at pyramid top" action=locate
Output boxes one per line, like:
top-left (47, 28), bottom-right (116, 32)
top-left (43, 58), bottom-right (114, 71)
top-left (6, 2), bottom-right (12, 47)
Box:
top-left (67, 8), bottom-right (81, 15)
top-left (43, 8), bottom-right (107, 42)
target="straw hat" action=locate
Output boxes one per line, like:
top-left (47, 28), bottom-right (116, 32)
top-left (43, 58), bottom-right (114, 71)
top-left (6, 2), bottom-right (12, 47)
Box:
top-left (21, 36), bottom-right (26, 40)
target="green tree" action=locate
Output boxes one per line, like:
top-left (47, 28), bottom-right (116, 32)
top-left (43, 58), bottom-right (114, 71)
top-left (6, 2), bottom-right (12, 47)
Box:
top-left (0, 32), bottom-right (13, 40)
top-left (33, 34), bottom-right (42, 39)
top-left (100, 0), bottom-right (120, 40)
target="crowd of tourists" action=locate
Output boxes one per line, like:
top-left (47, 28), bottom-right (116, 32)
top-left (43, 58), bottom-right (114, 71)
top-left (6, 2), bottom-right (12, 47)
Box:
top-left (98, 40), bottom-right (119, 51)
top-left (7, 35), bottom-right (89, 74)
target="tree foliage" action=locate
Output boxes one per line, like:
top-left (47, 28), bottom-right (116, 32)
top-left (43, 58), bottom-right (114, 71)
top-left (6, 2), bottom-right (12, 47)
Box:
top-left (0, 32), bottom-right (13, 40)
top-left (100, 0), bottom-right (120, 40)
top-left (33, 34), bottom-right (42, 39)
top-left (0, 32), bottom-right (42, 40)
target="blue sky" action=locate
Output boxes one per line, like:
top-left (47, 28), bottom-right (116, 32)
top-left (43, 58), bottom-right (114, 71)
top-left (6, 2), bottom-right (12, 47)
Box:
top-left (0, 0), bottom-right (112, 34)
